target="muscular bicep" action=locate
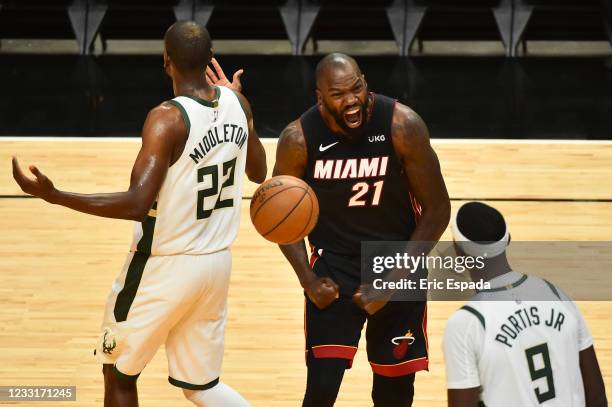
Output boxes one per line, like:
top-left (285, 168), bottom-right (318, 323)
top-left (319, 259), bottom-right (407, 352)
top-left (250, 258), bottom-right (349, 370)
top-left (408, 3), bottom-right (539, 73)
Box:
top-left (392, 104), bottom-right (449, 219)
top-left (127, 105), bottom-right (184, 213)
top-left (273, 120), bottom-right (307, 178)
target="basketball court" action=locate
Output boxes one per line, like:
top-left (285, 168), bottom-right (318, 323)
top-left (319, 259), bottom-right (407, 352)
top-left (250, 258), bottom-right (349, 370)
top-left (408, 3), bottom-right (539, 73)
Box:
top-left (1, 137), bottom-right (610, 405)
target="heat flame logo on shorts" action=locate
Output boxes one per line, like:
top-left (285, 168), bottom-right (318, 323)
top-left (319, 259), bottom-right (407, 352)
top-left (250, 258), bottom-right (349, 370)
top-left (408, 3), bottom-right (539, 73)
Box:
top-left (391, 330), bottom-right (415, 360)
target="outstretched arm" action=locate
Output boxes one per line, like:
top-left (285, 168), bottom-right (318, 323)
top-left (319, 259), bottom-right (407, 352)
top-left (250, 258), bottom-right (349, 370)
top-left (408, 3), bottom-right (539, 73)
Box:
top-left (273, 120), bottom-right (339, 309)
top-left (12, 103), bottom-right (185, 222)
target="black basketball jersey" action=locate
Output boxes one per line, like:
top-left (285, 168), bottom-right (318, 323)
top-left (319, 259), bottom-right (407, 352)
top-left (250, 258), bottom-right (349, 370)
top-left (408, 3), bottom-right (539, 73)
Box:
top-left (301, 93), bottom-right (420, 256)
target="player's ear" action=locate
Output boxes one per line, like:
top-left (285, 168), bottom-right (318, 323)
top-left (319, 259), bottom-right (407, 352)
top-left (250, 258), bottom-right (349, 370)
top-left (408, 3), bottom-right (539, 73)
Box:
top-left (163, 49), bottom-right (171, 72)
top-left (315, 88), bottom-right (322, 106)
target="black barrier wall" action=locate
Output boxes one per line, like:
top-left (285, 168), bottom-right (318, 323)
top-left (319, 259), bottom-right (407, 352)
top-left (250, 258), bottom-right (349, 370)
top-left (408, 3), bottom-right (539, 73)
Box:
top-left (0, 54), bottom-right (610, 139)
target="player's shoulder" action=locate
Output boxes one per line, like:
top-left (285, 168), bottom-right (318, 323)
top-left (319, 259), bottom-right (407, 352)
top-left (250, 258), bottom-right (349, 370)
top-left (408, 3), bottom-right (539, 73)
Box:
top-left (448, 302), bottom-right (488, 332)
top-left (444, 302), bottom-right (486, 353)
top-left (149, 101), bottom-right (184, 126)
top-left (223, 86), bottom-right (247, 108)
top-left (391, 102), bottom-right (427, 135)
top-left (218, 87), bottom-right (254, 125)
top-left (278, 119), bottom-right (306, 149)
top-left (390, 101), bottom-right (430, 155)
top-left (142, 101), bottom-right (187, 140)
top-left (522, 274), bottom-right (573, 302)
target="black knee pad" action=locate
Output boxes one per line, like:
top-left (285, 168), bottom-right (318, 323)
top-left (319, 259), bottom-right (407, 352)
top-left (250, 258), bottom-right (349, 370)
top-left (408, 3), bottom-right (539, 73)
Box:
top-left (372, 373), bottom-right (415, 407)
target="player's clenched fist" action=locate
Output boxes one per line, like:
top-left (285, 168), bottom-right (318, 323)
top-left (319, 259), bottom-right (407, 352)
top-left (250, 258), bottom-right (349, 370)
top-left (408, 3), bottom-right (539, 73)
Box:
top-left (353, 285), bottom-right (389, 315)
top-left (304, 277), bottom-right (340, 309)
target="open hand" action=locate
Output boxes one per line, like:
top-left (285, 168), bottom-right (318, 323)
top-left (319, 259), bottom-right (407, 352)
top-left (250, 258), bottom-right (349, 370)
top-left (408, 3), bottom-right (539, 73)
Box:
top-left (206, 58), bottom-right (244, 93)
top-left (12, 157), bottom-right (57, 202)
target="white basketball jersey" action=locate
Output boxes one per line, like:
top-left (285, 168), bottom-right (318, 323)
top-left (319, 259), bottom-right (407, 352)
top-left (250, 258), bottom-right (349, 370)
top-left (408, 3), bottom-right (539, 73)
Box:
top-left (444, 272), bottom-right (593, 407)
top-left (130, 86), bottom-right (248, 256)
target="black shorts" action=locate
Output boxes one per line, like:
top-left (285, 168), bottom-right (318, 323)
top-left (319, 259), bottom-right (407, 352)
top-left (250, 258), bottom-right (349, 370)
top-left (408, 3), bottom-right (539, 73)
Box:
top-left (306, 249), bottom-right (428, 377)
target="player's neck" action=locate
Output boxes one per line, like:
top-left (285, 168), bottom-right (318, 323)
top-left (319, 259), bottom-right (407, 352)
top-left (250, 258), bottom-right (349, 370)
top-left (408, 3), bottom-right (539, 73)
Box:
top-left (318, 107), bottom-right (349, 138)
top-left (173, 76), bottom-right (215, 101)
top-left (470, 254), bottom-right (513, 283)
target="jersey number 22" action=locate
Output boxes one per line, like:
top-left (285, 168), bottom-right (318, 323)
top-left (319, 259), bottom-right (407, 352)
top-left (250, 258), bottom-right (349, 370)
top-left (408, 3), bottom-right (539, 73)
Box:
top-left (196, 157), bottom-right (237, 219)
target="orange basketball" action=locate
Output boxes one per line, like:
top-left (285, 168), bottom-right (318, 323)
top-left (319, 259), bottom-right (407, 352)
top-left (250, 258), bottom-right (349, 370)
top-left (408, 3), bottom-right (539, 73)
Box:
top-left (250, 175), bottom-right (319, 245)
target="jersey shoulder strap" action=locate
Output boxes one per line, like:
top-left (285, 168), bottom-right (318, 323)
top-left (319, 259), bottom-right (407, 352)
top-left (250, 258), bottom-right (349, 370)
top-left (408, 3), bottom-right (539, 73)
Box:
top-left (460, 305), bottom-right (486, 330)
top-left (166, 99), bottom-right (191, 135)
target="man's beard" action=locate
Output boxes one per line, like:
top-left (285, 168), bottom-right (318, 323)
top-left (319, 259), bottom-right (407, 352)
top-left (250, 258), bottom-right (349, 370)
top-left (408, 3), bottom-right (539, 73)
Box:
top-left (325, 96), bottom-right (370, 139)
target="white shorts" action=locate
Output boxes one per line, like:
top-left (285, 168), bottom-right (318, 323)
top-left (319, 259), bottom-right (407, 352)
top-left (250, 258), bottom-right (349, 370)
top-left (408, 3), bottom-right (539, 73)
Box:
top-left (96, 249), bottom-right (231, 390)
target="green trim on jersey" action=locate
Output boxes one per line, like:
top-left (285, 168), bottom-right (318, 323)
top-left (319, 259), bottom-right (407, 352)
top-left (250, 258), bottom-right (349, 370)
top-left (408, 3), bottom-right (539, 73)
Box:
top-left (167, 100), bottom-right (191, 134)
top-left (461, 305), bottom-right (486, 329)
top-left (113, 203), bottom-right (157, 322)
top-left (477, 274), bottom-right (528, 293)
top-left (113, 251), bottom-right (149, 322)
top-left (180, 86), bottom-right (220, 108)
top-left (136, 201), bottom-right (156, 254)
top-left (168, 376), bottom-right (219, 390)
top-left (543, 279), bottom-right (562, 300)
top-left (232, 89), bottom-right (249, 119)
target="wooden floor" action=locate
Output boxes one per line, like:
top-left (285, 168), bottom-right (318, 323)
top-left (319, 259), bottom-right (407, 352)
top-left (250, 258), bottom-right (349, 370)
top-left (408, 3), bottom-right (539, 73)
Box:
top-left (1, 138), bottom-right (611, 406)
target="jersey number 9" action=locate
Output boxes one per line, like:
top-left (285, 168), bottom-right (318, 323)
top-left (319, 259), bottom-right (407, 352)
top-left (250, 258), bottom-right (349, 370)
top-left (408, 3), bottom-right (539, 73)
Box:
top-left (525, 343), bottom-right (556, 403)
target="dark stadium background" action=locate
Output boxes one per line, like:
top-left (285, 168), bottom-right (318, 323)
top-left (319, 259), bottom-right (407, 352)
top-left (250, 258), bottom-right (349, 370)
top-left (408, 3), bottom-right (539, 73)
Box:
top-left (0, 0), bottom-right (610, 139)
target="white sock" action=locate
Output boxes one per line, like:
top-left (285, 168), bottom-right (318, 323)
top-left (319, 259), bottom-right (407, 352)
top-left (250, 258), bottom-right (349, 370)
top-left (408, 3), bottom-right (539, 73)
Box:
top-left (183, 382), bottom-right (250, 407)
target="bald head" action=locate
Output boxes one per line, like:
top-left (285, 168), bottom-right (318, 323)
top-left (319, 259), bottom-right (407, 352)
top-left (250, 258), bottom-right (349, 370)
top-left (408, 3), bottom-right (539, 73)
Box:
top-left (164, 21), bottom-right (212, 74)
top-left (314, 53), bottom-right (370, 138)
top-left (315, 53), bottom-right (362, 89)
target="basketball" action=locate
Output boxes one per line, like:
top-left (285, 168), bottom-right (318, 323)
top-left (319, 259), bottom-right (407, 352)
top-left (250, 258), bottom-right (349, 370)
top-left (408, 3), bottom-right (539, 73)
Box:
top-left (250, 175), bottom-right (319, 245)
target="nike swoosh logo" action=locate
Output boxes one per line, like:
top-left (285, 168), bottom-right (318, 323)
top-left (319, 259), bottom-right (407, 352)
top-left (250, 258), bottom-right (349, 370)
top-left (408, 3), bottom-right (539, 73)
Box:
top-left (319, 142), bottom-right (339, 152)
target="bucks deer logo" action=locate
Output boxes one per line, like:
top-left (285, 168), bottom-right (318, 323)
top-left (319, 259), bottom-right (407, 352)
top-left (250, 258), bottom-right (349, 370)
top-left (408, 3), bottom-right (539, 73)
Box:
top-left (102, 330), bottom-right (117, 355)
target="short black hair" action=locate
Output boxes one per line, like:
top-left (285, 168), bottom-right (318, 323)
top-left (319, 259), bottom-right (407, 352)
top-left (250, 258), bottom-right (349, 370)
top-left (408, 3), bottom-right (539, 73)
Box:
top-left (164, 21), bottom-right (212, 73)
top-left (456, 202), bottom-right (506, 243)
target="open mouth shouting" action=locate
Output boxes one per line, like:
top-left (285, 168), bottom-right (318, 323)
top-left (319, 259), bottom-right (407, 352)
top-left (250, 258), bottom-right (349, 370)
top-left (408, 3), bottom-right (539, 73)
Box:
top-left (343, 105), bottom-right (363, 128)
